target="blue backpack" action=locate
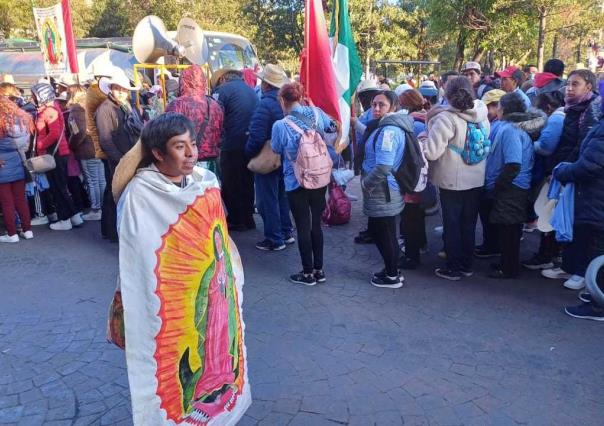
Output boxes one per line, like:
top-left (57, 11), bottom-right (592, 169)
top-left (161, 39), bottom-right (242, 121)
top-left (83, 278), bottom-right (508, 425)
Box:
top-left (448, 122), bottom-right (490, 165)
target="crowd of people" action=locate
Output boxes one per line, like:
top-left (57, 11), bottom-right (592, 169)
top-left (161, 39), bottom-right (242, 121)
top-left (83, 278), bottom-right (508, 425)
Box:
top-left (1, 57), bottom-right (603, 321)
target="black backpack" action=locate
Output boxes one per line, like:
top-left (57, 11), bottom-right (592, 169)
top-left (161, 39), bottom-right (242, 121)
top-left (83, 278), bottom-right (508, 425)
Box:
top-left (372, 123), bottom-right (426, 195)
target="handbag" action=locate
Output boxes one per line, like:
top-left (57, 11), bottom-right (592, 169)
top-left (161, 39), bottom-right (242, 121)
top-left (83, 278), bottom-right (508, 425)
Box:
top-left (247, 140), bottom-right (281, 174)
top-left (322, 181), bottom-right (351, 226)
top-left (25, 118), bottom-right (64, 173)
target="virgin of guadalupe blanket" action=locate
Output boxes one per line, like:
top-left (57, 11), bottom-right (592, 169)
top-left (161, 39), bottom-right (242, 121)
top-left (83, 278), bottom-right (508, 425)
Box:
top-left (116, 164), bottom-right (251, 425)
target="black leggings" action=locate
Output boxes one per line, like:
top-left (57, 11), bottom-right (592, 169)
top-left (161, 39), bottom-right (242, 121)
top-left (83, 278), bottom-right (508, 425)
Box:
top-left (287, 186), bottom-right (327, 274)
top-left (369, 216), bottom-right (399, 276)
top-left (401, 203), bottom-right (426, 262)
top-left (498, 224), bottom-right (523, 277)
top-left (46, 155), bottom-right (76, 221)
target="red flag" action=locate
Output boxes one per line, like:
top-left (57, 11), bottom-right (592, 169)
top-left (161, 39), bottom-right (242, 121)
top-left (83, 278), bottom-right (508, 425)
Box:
top-left (300, 0), bottom-right (340, 122)
top-left (61, 0), bottom-right (78, 73)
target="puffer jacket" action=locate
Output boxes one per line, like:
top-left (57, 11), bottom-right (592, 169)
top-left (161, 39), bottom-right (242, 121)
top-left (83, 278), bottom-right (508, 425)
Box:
top-left (35, 102), bottom-right (70, 156)
top-left (422, 100), bottom-right (490, 191)
top-left (85, 83), bottom-right (108, 160)
top-left (554, 118), bottom-right (604, 230)
top-left (244, 88), bottom-right (283, 161)
top-left (166, 65), bottom-right (224, 160)
top-left (0, 126), bottom-right (29, 184)
top-left (212, 78), bottom-right (258, 151)
top-left (547, 93), bottom-right (598, 175)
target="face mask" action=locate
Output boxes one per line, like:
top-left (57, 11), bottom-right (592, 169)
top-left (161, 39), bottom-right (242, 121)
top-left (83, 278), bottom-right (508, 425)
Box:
top-left (111, 89), bottom-right (129, 103)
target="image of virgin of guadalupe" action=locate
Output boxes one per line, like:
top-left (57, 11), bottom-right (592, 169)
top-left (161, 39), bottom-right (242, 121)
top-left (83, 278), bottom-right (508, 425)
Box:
top-left (179, 225), bottom-right (242, 424)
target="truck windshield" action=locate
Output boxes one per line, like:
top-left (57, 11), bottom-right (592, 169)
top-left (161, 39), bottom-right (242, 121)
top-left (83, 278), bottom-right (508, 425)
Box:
top-left (207, 36), bottom-right (256, 70)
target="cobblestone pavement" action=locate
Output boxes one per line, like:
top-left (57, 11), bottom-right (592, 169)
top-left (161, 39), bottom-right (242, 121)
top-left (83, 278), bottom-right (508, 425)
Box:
top-left (1, 182), bottom-right (603, 425)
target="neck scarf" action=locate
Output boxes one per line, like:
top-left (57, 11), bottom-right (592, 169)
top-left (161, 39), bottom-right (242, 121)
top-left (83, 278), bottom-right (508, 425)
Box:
top-left (565, 91), bottom-right (593, 111)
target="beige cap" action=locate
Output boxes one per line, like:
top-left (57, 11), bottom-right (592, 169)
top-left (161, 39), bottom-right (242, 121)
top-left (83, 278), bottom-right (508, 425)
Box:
top-left (256, 64), bottom-right (290, 88)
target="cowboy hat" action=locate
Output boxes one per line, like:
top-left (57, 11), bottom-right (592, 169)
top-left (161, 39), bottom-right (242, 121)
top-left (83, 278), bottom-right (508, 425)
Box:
top-left (99, 71), bottom-right (140, 95)
top-left (210, 68), bottom-right (242, 89)
top-left (112, 140), bottom-right (144, 202)
top-left (57, 74), bottom-right (78, 87)
top-left (256, 64), bottom-right (289, 88)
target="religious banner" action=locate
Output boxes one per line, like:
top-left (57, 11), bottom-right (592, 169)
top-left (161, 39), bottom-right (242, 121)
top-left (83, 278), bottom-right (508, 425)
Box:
top-left (33, 3), bottom-right (69, 76)
top-left (115, 165), bottom-right (251, 425)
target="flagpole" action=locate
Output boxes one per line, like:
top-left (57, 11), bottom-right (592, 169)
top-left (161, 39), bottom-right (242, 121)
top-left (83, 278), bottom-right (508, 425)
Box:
top-left (305, 0), bottom-right (310, 97)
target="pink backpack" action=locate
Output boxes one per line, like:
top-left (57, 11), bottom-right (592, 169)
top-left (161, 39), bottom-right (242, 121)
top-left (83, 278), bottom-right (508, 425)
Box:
top-left (322, 181), bottom-right (351, 225)
top-left (284, 110), bottom-right (333, 189)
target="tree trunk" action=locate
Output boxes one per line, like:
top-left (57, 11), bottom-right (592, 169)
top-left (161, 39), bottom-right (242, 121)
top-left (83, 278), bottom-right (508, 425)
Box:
top-left (454, 32), bottom-right (466, 70)
top-left (537, 7), bottom-right (547, 70)
top-left (552, 34), bottom-right (559, 58)
top-left (576, 38), bottom-right (582, 64)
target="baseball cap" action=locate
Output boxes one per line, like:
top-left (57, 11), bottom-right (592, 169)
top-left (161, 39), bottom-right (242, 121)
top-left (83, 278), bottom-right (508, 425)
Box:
top-left (462, 62), bottom-right (481, 73)
top-left (481, 89), bottom-right (506, 105)
top-left (496, 66), bottom-right (520, 79)
top-left (394, 83), bottom-right (413, 96)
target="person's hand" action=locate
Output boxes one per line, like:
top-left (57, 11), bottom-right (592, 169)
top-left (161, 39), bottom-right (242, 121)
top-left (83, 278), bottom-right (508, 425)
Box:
top-left (0, 159), bottom-right (5, 168)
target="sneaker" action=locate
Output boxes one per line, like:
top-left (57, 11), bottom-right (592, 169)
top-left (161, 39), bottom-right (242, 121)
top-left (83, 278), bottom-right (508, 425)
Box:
top-left (284, 236), bottom-right (296, 245)
top-left (19, 230), bottom-right (33, 240)
top-left (398, 257), bottom-right (419, 270)
top-left (48, 212), bottom-right (58, 222)
top-left (82, 210), bottom-right (102, 221)
top-left (460, 268), bottom-right (474, 277)
top-left (371, 275), bottom-right (403, 289)
top-left (30, 215), bottom-right (49, 226)
top-left (354, 233), bottom-right (374, 244)
top-left (523, 221), bottom-right (538, 233)
top-left (564, 303), bottom-right (604, 321)
top-left (437, 251), bottom-right (447, 260)
top-left (49, 219), bottom-right (72, 231)
top-left (522, 254), bottom-right (554, 271)
top-left (578, 292), bottom-right (592, 303)
top-left (373, 269), bottom-right (405, 281)
top-left (255, 239), bottom-right (286, 251)
top-left (70, 213), bottom-right (84, 227)
top-left (313, 270), bottom-right (326, 283)
top-left (290, 272), bottom-right (317, 286)
top-left (541, 267), bottom-right (571, 280)
top-left (473, 246), bottom-right (501, 259)
top-left (0, 234), bottom-right (19, 243)
top-left (435, 268), bottom-right (462, 281)
top-left (563, 275), bottom-right (585, 290)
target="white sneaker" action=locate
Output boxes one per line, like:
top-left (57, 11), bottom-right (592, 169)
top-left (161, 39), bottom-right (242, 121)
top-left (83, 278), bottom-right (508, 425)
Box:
top-left (82, 210), bottom-right (102, 221)
top-left (0, 234), bottom-right (19, 243)
top-left (20, 230), bottom-right (34, 240)
top-left (48, 212), bottom-right (58, 222)
top-left (564, 275), bottom-right (585, 290)
top-left (541, 267), bottom-right (571, 280)
top-left (70, 213), bottom-right (84, 227)
top-left (30, 215), bottom-right (49, 226)
top-left (49, 219), bottom-right (72, 231)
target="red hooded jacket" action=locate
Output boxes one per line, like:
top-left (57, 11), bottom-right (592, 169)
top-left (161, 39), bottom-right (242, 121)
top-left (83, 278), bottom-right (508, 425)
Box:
top-left (166, 65), bottom-right (224, 160)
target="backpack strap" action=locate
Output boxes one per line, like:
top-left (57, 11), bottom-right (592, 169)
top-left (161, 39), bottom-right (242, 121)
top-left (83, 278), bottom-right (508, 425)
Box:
top-left (290, 109), bottom-right (319, 130)
top-left (284, 117), bottom-right (304, 135)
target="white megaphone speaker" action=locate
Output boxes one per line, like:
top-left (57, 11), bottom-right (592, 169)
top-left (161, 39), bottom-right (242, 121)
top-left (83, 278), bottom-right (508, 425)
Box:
top-left (132, 15), bottom-right (208, 65)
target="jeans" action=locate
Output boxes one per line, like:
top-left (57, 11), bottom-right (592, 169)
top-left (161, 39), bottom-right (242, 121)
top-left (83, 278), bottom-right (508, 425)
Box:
top-left (0, 180), bottom-right (31, 235)
top-left (369, 215), bottom-right (399, 276)
top-left (101, 160), bottom-right (117, 241)
top-left (478, 193), bottom-right (500, 253)
top-left (287, 186), bottom-right (327, 274)
top-left (562, 224), bottom-right (604, 277)
top-left (401, 203), bottom-right (426, 262)
top-left (255, 171), bottom-right (293, 245)
top-left (498, 223), bottom-right (523, 277)
top-left (440, 187), bottom-right (482, 272)
top-left (220, 150), bottom-right (255, 228)
top-left (81, 159), bottom-right (106, 210)
top-left (46, 155), bottom-right (76, 221)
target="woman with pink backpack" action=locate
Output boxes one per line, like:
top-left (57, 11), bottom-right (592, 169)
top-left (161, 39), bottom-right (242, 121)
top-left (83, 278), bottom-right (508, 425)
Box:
top-left (271, 82), bottom-right (334, 286)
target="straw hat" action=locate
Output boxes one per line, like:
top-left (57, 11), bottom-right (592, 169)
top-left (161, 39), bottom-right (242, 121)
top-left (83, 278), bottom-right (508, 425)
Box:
top-left (210, 68), bottom-right (241, 89)
top-left (357, 79), bottom-right (380, 94)
top-left (481, 89), bottom-right (506, 105)
top-left (99, 71), bottom-right (140, 95)
top-left (57, 73), bottom-right (78, 87)
top-left (256, 64), bottom-right (290, 88)
top-left (1, 74), bottom-right (15, 84)
top-left (112, 140), bottom-right (144, 202)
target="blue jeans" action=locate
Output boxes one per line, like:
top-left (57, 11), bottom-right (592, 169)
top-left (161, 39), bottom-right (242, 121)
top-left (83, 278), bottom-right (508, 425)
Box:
top-left (255, 171), bottom-right (293, 245)
top-left (81, 159), bottom-right (106, 210)
top-left (440, 187), bottom-right (482, 272)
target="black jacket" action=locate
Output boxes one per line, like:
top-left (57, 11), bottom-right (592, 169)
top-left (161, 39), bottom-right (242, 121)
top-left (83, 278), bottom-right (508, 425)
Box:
top-left (546, 94), bottom-right (598, 175)
top-left (212, 79), bottom-right (258, 151)
top-left (95, 99), bottom-right (135, 170)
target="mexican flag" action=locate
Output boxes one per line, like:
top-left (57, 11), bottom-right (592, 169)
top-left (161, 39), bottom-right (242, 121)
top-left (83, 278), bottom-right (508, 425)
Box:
top-left (329, 0), bottom-right (362, 151)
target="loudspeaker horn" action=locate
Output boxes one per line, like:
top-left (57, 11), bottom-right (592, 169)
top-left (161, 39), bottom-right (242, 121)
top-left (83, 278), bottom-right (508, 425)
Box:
top-left (176, 17), bottom-right (208, 65)
top-left (132, 15), bottom-right (185, 63)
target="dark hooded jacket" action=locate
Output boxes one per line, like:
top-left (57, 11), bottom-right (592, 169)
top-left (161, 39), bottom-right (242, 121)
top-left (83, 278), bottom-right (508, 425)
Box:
top-left (555, 118), bottom-right (604, 230)
top-left (212, 76), bottom-right (258, 151)
top-left (488, 110), bottom-right (546, 224)
top-left (546, 93), bottom-right (598, 175)
top-left (166, 65), bottom-right (224, 160)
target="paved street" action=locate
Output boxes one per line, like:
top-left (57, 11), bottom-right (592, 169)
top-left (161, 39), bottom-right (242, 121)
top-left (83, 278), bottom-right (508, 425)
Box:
top-left (1, 182), bottom-right (603, 425)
